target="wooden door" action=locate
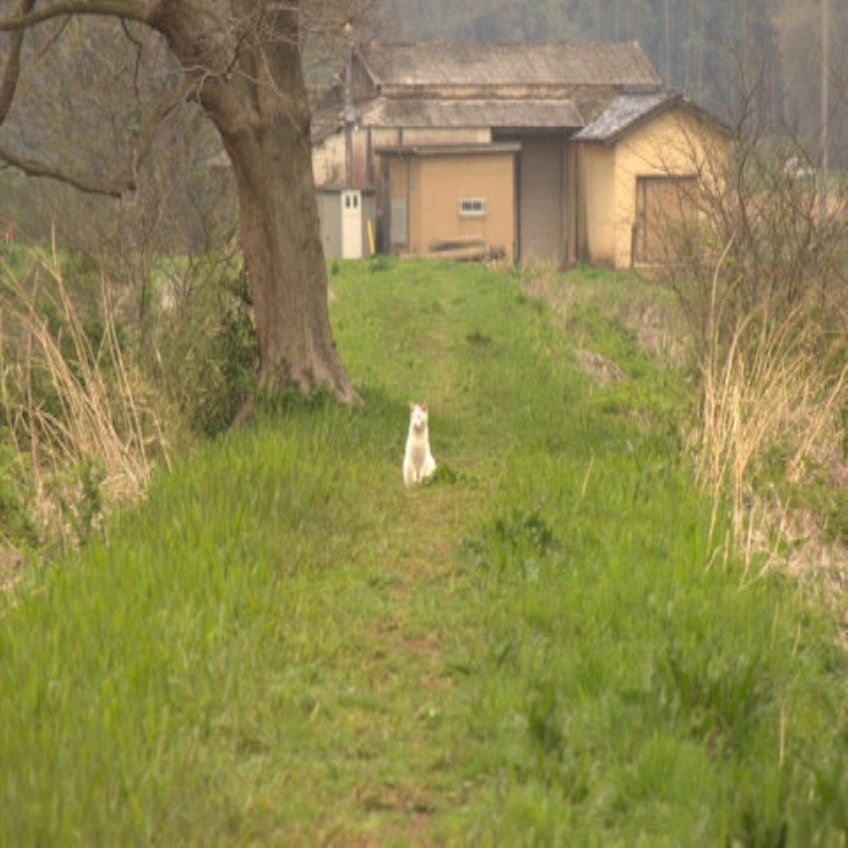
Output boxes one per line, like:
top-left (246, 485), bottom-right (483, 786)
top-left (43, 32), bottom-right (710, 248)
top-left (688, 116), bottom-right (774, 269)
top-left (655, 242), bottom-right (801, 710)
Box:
top-left (634, 176), bottom-right (698, 264)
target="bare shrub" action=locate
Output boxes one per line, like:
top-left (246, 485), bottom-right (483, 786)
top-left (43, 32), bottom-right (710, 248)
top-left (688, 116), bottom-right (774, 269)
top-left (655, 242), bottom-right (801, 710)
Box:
top-left (693, 254), bottom-right (847, 573)
top-left (657, 98), bottom-right (848, 575)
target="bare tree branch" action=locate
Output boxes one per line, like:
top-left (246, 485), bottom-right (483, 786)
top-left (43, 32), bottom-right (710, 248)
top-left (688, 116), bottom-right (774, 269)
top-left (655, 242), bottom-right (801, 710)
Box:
top-left (0, 1), bottom-right (155, 32)
top-left (0, 0), bottom-right (36, 124)
top-left (0, 143), bottom-right (130, 197)
top-left (120, 18), bottom-right (145, 100)
top-left (36, 15), bottom-right (72, 60)
top-left (0, 71), bottom-right (196, 198)
top-left (130, 76), bottom-right (197, 176)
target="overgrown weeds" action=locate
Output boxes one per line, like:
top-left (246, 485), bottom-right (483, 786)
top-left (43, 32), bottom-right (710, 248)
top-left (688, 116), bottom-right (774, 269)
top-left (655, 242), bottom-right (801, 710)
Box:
top-left (0, 260), bottom-right (845, 845)
top-left (143, 246), bottom-right (257, 436)
top-left (0, 245), bottom-right (167, 556)
top-left (694, 276), bottom-right (847, 575)
top-left (656, 124), bottom-right (848, 579)
top-left (0, 233), bottom-right (259, 565)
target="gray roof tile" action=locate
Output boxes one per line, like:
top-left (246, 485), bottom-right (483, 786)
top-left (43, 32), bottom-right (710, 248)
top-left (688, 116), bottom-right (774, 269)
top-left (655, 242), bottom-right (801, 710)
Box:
top-left (357, 42), bottom-right (662, 89)
top-left (573, 91), bottom-right (727, 143)
top-left (358, 97), bottom-right (584, 129)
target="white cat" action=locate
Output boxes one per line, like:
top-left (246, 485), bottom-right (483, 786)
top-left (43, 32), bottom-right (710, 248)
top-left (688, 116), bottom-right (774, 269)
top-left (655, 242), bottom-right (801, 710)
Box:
top-left (403, 401), bottom-right (437, 487)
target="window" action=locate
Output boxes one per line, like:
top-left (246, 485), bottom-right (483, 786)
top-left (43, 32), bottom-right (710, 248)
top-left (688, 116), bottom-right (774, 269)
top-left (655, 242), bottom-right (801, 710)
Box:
top-left (459, 197), bottom-right (486, 217)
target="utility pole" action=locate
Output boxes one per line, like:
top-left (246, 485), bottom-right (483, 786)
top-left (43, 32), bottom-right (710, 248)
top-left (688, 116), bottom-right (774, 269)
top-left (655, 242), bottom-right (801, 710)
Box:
top-left (820, 0), bottom-right (829, 223)
top-left (663, 0), bottom-right (672, 86)
top-left (344, 21), bottom-right (355, 189)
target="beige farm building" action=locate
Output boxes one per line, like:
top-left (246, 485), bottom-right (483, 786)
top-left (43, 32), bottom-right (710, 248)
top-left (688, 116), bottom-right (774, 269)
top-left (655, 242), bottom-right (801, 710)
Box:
top-left (311, 42), bottom-right (727, 268)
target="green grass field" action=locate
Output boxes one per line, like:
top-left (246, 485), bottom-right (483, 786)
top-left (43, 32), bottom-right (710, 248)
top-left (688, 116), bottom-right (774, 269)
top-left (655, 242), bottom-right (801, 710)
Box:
top-left (1, 259), bottom-right (846, 846)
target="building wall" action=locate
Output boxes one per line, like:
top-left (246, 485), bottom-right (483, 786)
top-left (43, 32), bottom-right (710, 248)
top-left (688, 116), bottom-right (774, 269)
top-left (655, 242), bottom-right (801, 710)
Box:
top-left (313, 134), bottom-right (346, 187)
top-left (580, 143), bottom-right (617, 265)
top-left (416, 154), bottom-right (515, 259)
top-left (371, 128), bottom-right (491, 226)
top-left (313, 127), bottom-right (492, 189)
top-left (386, 156), bottom-right (412, 250)
top-left (563, 142), bottom-right (578, 265)
top-left (316, 190), bottom-right (342, 259)
top-left (385, 152), bottom-right (515, 259)
top-left (518, 137), bottom-right (566, 265)
top-left (577, 106), bottom-right (726, 269)
top-left (610, 106), bottom-right (726, 268)
top-left (402, 128), bottom-right (490, 145)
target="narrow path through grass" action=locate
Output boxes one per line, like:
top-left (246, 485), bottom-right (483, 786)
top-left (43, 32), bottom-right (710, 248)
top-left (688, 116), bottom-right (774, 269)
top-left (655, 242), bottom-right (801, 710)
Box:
top-left (1, 260), bottom-right (845, 846)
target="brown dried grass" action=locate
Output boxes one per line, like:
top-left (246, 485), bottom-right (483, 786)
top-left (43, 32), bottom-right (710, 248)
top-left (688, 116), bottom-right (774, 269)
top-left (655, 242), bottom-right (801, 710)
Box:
top-left (0, 241), bottom-right (169, 551)
top-left (693, 243), bottom-right (847, 581)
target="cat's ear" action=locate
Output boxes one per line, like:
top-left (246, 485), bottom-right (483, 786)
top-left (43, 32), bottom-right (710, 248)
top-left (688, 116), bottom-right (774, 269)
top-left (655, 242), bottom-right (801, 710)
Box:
top-left (421, 401), bottom-right (428, 412)
top-left (409, 401), bottom-right (415, 411)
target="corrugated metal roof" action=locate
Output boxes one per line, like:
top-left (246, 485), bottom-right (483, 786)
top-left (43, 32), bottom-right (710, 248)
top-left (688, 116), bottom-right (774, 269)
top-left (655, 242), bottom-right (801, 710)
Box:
top-left (358, 97), bottom-right (583, 129)
top-left (356, 42), bottom-right (662, 89)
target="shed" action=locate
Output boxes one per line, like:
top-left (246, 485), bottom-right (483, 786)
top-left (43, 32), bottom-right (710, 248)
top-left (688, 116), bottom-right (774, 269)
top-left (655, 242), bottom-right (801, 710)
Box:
top-left (574, 91), bottom-right (728, 268)
top-left (316, 187), bottom-right (376, 260)
top-left (311, 42), bottom-right (725, 268)
top-left (377, 143), bottom-right (519, 260)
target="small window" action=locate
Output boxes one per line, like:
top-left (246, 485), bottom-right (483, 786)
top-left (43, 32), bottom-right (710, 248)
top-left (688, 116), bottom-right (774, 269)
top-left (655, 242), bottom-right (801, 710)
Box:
top-left (459, 197), bottom-right (486, 217)
top-left (345, 195), bottom-right (351, 208)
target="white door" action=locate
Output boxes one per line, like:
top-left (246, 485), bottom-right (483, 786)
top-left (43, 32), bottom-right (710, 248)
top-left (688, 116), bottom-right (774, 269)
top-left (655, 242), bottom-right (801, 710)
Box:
top-left (341, 190), bottom-right (362, 259)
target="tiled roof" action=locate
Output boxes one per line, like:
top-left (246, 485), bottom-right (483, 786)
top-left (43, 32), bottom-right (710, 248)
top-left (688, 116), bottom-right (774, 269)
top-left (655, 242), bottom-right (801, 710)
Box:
top-left (375, 142), bottom-right (522, 157)
top-left (574, 90), bottom-right (726, 143)
top-left (358, 97), bottom-right (584, 129)
top-left (356, 42), bottom-right (662, 89)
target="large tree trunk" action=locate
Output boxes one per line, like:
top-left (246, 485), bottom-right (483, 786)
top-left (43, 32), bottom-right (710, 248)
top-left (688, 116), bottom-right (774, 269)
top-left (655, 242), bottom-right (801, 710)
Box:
top-left (0, 0), bottom-right (358, 404)
top-left (219, 101), bottom-right (357, 403)
top-left (156, 0), bottom-right (358, 405)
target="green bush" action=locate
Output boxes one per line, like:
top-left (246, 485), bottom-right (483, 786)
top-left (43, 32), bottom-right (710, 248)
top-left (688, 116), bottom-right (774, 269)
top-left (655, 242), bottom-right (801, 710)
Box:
top-left (0, 442), bottom-right (39, 549)
top-left (148, 252), bottom-right (257, 436)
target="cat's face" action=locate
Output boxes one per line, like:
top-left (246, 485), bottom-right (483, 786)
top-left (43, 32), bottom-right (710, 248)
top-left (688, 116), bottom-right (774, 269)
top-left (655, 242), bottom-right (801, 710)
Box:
top-left (409, 402), bottom-right (428, 432)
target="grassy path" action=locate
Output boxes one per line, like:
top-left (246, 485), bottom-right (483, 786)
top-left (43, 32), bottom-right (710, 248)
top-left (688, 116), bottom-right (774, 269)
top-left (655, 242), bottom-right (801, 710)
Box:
top-left (1, 260), bottom-right (846, 845)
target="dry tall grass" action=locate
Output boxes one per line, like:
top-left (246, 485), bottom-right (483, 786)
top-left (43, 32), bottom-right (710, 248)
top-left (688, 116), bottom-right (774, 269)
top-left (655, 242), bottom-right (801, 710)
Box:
top-left (692, 246), bottom-right (848, 581)
top-left (0, 244), bottom-right (169, 551)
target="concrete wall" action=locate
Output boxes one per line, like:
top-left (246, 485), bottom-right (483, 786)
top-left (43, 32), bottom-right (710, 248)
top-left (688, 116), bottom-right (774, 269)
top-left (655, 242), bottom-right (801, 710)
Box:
top-left (580, 143), bottom-right (617, 265)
